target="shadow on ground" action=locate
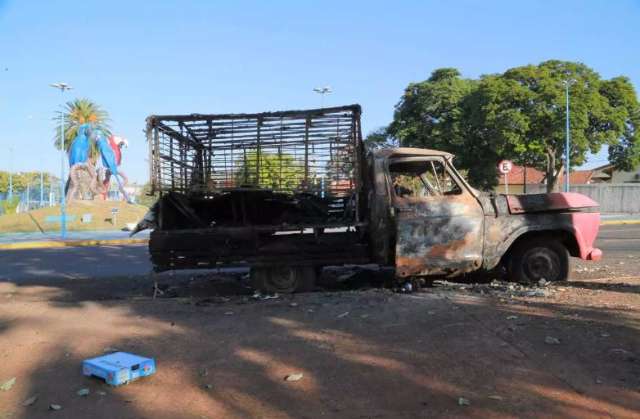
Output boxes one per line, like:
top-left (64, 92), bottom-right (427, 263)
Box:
top-left (0, 271), bottom-right (639, 418)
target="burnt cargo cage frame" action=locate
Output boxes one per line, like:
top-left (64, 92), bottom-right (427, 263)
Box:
top-left (146, 104), bottom-right (370, 271)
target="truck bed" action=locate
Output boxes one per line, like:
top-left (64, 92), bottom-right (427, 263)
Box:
top-left (145, 105), bottom-right (368, 271)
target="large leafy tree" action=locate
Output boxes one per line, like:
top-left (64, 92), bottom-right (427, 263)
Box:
top-left (386, 68), bottom-right (493, 186)
top-left (386, 62), bottom-right (640, 192)
top-left (53, 98), bottom-right (111, 157)
top-left (485, 60), bottom-right (640, 191)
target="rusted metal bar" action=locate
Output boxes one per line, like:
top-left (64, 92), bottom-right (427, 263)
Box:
top-left (256, 116), bottom-right (262, 185)
top-left (304, 116), bottom-right (310, 187)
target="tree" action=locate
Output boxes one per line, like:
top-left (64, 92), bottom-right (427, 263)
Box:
top-left (235, 151), bottom-right (307, 191)
top-left (364, 127), bottom-right (395, 150)
top-left (386, 62), bottom-right (640, 192)
top-left (485, 60), bottom-right (640, 192)
top-left (138, 182), bottom-right (159, 207)
top-left (387, 68), bottom-right (489, 185)
top-left (0, 171), bottom-right (54, 194)
top-left (53, 98), bottom-right (111, 157)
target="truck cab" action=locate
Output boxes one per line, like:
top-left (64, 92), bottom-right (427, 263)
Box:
top-left (367, 148), bottom-right (602, 284)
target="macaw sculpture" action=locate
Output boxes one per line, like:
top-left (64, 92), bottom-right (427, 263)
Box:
top-left (66, 123), bottom-right (100, 201)
top-left (95, 131), bottom-right (131, 202)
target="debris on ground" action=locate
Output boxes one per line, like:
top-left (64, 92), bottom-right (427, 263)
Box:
top-left (434, 279), bottom-right (555, 299)
top-left (545, 336), bottom-right (561, 345)
top-left (49, 404), bottom-right (62, 411)
top-left (506, 315), bottom-right (518, 320)
top-left (97, 391), bottom-right (107, 396)
top-left (608, 348), bottom-right (636, 361)
top-left (76, 388), bottom-right (90, 397)
top-left (204, 384), bottom-right (213, 390)
top-left (284, 373), bottom-right (304, 382)
top-left (252, 291), bottom-right (279, 301)
top-left (458, 397), bottom-right (470, 406)
top-left (337, 311), bottom-right (350, 318)
top-left (0, 377), bottom-right (16, 391)
top-left (488, 395), bottom-right (503, 401)
top-left (22, 395), bottom-right (38, 406)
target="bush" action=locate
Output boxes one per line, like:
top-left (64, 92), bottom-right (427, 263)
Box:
top-left (0, 197), bottom-right (20, 215)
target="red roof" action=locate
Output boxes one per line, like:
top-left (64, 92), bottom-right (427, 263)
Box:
top-left (497, 165), bottom-right (594, 185)
top-left (558, 170), bottom-right (594, 185)
top-left (497, 165), bottom-right (545, 185)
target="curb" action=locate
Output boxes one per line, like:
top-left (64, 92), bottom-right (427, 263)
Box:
top-left (0, 238), bottom-right (148, 250)
top-left (601, 220), bottom-right (640, 226)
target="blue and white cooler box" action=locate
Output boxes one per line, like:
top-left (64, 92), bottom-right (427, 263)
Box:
top-left (82, 352), bottom-right (156, 386)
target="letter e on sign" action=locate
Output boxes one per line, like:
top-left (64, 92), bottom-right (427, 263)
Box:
top-left (498, 160), bottom-right (513, 175)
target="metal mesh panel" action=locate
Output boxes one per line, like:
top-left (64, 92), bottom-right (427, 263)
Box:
top-left (147, 105), bottom-right (362, 199)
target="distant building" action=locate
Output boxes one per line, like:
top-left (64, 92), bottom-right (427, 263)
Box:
top-left (589, 163), bottom-right (640, 184)
top-left (495, 164), bottom-right (596, 194)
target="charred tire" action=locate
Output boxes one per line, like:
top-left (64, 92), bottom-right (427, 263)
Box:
top-left (251, 266), bottom-right (316, 294)
top-left (508, 237), bottom-right (570, 284)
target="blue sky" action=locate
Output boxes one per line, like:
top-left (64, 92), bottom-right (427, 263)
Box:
top-left (1, 0), bottom-right (639, 183)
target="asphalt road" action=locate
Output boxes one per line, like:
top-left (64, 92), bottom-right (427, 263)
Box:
top-left (0, 224), bottom-right (638, 283)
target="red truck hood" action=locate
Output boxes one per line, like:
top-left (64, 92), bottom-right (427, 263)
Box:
top-left (506, 192), bottom-right (599, 214)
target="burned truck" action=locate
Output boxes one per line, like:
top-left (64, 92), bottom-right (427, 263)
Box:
top-left (137, 104), bottom-right (602, 292)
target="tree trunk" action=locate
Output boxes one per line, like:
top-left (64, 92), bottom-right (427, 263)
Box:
top-left (545, 149), bottom-right (559, 193)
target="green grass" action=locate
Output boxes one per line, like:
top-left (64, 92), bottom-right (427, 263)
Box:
top-left (0, 200), bottom-right (149, 233)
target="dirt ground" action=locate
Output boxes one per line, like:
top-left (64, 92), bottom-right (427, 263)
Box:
top-left (1, 255), bottom-right (639, 419)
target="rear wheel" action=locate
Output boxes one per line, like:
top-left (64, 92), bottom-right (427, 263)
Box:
top-left (251, 266), bottom-right (316, 293)
top-left (508, 237), bottom-right (570, 284)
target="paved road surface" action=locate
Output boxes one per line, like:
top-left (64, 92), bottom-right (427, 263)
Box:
top-left (0, 229), bottom-right (149, 244)
top-left (0, 224), bottom-right (638, 282)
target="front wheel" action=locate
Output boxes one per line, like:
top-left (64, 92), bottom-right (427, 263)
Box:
top-left (508, 237), bottom-right (570, 284)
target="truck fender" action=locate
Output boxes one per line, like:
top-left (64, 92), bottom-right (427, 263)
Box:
top-left (494, 223), bottom-right (578, 265)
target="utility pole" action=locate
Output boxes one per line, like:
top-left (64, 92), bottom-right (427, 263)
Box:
top-left (50, 82), bottom-right (73, 239)
top-left (562, 79), bottom-right (576, 192)
top-left (40, 171), bottom-right (44, 207)
top-left (8, 146), bottom-right (12, 200)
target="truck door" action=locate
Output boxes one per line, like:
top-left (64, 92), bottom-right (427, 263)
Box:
top-left (388, 157), bottom-right (484, 278)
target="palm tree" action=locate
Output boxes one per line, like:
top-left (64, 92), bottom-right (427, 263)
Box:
top-left (54, 98), bottom-right (111, 158)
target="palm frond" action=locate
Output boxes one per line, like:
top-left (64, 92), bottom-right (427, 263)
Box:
top-left (53, 98), bottom-right (111, 158)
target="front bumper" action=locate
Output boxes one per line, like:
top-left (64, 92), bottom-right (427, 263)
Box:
top-left (586, 248), bottom-right (603, 261)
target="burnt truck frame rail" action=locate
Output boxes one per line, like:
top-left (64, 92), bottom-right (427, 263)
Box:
top-left (146, 105), bottom-right (370, 290)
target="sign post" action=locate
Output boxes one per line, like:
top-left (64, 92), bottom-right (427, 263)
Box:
top-left (498, 160), bottom-right (513, 194)
top-left (111, 207), bottom-right (119, 226)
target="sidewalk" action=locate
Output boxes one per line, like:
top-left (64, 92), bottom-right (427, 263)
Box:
top-left (0, 230), bottom-right (149, 250)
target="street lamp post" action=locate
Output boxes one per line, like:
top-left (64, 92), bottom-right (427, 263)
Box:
top-left (50, 82), bottom-right (73, 239)
top-left (562, 79), bottom-right (576, 193)
top-left (313, 86), bottom-right (332, 107)
top-left (7, 146), bottom-right (12, 200)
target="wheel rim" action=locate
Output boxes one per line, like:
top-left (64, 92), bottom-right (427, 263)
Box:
top-left (267, 267), bottom-right (298, 293)
top-left (523, 246), bottom-right (560, 281)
